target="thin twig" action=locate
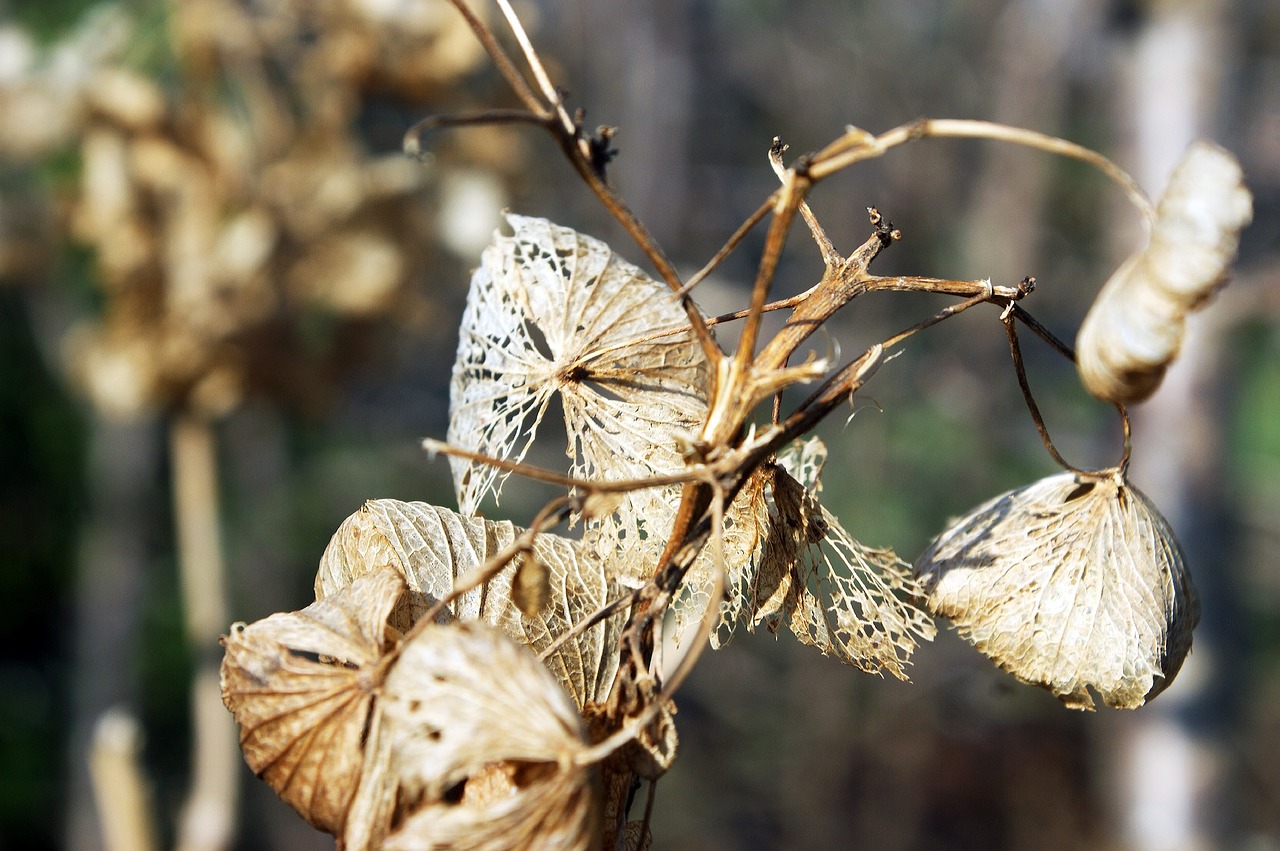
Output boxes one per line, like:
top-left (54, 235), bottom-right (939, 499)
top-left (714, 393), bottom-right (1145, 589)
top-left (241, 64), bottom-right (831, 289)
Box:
top-left (808, 118), bottom-right (1155, 222)
top-left (441, 0), bottom-right (545, 113)
top-left (1007, 303), bottom-right (1075, 360)
top-left (493, 0), bottom-right (582, 146)
top-left (735, 167), bottom-right (807, 369)
top-left (1003, 304), bottom-right (1134, 472)
top-left (537, 589), bottom-right (639, 664)
top-left (675, 197), bottom-right (775, 298)
top-left (1000, 311), bottom-right (1139, 477)
top-left (770, 138), bottom-right (838, 265)
top-left (403, 109), bottom-right (551, 157)
top-left (421, 497), bottom-right (576, 626)
top-left (430, 0), bottom-right (724, 365)
top-left (422, 437), bottom-right (700, 493)
top-left (574, 485), bottom-right (729, 768)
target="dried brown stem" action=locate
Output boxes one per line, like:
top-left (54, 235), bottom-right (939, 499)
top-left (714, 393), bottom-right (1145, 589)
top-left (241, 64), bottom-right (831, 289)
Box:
top-left (770, 138), bottom-right (838, 264)
top-left (403, 109), bottom-right (552, 157)
top-left (806, 118), bottom-right (1155, 222)
top-left (675, 197), bottom-right (775, 298)
top-left (437, 0), bottom-right (722, 365)
top-left (1002, 313), bottom-right (1102, 475)
top-left (422, 437), bottom-right (699, 493)
top-left (441, 0), bottom-right (546, 114)
top-left (1001, 306), bottom-right (1134, 473)
top-left (576, 486), bottom-right (729, 768)
top-left (90, 709), bottom-right (158, 851)
top-left (170, 413), bottom-right (238, 851)
top-left (735, 168), bottom-right (807, 371)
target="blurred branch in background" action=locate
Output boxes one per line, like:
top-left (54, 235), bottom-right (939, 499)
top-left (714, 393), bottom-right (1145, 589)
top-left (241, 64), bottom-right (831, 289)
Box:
top-left (1116, 0), bottom-right (1242, 847)
top-left (1, 0), bottom-right (513, 848)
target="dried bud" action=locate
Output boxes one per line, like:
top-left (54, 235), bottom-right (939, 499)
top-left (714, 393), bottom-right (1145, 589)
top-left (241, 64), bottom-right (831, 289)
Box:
top-left (512, 549), bottom-right (551, 618)
top-left (915, 470), bottom-right (1199, 710)
top-left (1077, 141), bottom-right (1252, 403)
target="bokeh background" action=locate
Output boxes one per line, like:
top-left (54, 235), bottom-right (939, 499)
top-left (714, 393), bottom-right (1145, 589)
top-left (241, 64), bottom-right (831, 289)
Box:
top-left (2, 0), bottom-right (1278, 849)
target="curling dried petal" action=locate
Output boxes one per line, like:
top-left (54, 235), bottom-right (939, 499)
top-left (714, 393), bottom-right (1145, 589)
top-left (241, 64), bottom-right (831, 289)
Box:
top-left (915, 470), bottom-right (1199, 710)
top-left (1077, 141), bottom-right (1251, 403)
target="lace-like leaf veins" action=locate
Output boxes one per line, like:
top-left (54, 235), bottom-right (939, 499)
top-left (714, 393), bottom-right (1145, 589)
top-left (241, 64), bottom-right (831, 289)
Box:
top-left (915, 470), bottom-right (1199, 710)
top-left (448, 214), bottom-right (711, 586)
top-left (316, 499), bottom-right (625, 710)
top-left (729, 438), bottom-right (935, 678)
top-left (378, 620), bottom-right (600, 851)
top-left (219, 567), bottom-right (404, 843)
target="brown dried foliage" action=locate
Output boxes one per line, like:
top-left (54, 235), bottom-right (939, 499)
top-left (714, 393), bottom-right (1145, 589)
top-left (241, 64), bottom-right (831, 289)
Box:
top-left (216, 0), bottom-right (1253, 846)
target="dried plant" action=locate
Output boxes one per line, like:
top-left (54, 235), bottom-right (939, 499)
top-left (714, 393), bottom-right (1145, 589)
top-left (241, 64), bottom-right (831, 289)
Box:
top-left (219, 1), bottom-right (1253, 847)
top-left (2, 3), bottom-right (504, 849)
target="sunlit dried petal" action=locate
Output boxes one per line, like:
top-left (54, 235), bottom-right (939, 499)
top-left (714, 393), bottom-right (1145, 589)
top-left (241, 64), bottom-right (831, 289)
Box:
top-left (379, 620), bottom-right (599, 851)
top-left (711, 438), bottom-right (934, 677)
top-left (315, 499), bottom-right (624, 710)
top-left (219, 567), bottom-right (404, 837)
top-left (447, 214), bottom-right (712, 586)
top-left (1077, 141), bottom-right (1252, 403)
top-left (915, 470), bottom-right (1199, 710)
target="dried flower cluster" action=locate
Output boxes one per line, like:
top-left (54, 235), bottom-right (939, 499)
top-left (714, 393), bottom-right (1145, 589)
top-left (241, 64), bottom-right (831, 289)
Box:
top-left (915, 469), bottom-right (1199, 710)
top-left (1077, 141), bottom-right (1253, 403)
top-left (218, 1), bottom-right (1253, 847)
top-left (2, 0), bottom-right (498, 419)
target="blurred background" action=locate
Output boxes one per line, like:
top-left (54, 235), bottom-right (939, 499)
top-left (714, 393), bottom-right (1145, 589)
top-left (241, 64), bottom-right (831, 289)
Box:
top-left (1, 0), bottom-right (1277, 848)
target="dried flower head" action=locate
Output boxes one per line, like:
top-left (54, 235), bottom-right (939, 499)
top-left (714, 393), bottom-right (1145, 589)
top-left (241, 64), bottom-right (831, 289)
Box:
top-left (222, 565), bottom-right (601, 850)
top-left (915, 469), bottom-right (1199, 710)
top-left (1077, 141), bottom-right (1252, 403)
top-left (447, 214), bottom-right (711, 587)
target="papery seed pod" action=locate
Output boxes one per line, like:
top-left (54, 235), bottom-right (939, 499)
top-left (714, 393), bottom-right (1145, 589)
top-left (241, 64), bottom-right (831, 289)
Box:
top-left (914, 469), bottom-right (1198, 710)
top-left (1077, 141), bottom-right (1251, 403)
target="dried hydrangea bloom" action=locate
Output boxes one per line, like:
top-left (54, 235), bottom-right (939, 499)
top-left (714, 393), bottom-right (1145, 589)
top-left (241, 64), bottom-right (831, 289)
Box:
top-left (378, 620), bottom-right (600, 851)
top-left (915, 469), bottom-right (1198, 710)
top-left (447, 214), bottom-right (712, 587)
top-left (1077, 141), bottom-right (1252, 403)
top-left (315, 499), bottom-right (625, 711)
top-left (220, 567), bottom-right (405, 841)
top-left (223, 569), bottom-right (600, 850)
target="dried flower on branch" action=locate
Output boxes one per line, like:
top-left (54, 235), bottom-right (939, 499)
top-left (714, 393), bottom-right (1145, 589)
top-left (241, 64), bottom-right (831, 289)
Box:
top-left (1077, 141), bottom-right (1252, 403)
top-left (222, 567), bottom-right (600, 850)
top-left (914, 469), bottom-right (1199, 710)
top-left (212, 0), bottom-right (1255, 845)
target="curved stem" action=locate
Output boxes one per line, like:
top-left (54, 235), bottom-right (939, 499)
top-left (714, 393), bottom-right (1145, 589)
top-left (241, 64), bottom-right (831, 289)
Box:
top-left (807, 118), bottom-right (1155, 223)
top-left (1002, 312), bottom-right (1131, 476)
top-left (403, 109), bottom-right (552, 157)
top-left (573, 486), bottom-right (728, 768)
